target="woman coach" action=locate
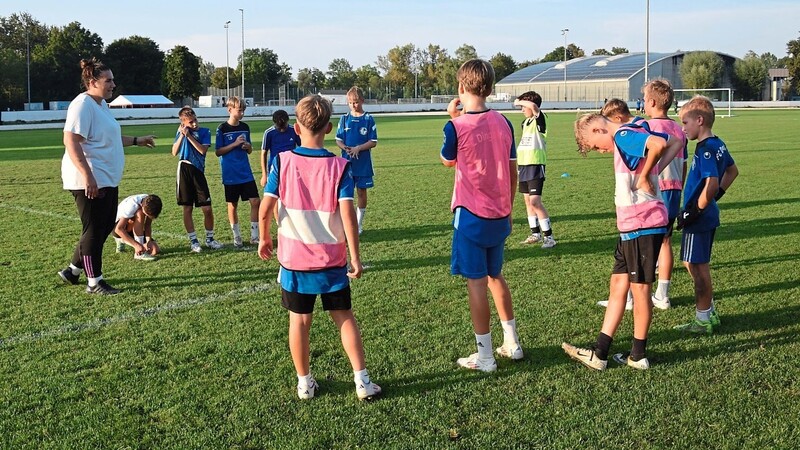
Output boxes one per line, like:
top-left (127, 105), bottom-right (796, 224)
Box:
top-left (57, 57), bottom-right (156, 295)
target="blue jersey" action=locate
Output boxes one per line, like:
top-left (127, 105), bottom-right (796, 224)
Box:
top-left (613, 122), bottom-right (668, 171)
top-left (265, 147), bottom-right (355, 294)
top-left (336, 112), bottom-right (378, 177)
top-left (683, 136), bottom-right (734, 232)
top-left (262, 125), bottom-right (301, 169)
top-left (174, 127), bottom-right (212, 172)
top-left (215, 121), bottom-right (254, 185)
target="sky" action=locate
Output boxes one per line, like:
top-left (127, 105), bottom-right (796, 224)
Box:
top-left (3, 0), bottom-right (798, 74)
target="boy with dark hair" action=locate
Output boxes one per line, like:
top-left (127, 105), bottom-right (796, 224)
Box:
top-left (260, 109), bottom-right (301, 187)
top-left (441, 59), bottom-right (522, 372)
top-left (514, 91), bottom-right (555, 248)
top-left (113, 194), bottom-right (162, 261)
top-left (258, 95), bottom-right (381, 401)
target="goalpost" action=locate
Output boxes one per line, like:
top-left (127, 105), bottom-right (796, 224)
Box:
top-left (673, 88), bottom-right (733, 118)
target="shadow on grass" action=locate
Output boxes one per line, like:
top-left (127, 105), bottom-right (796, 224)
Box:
top-left (720, 196), bottom-right (799, 211)
top-left (718, 216), bottom-right (800, 242)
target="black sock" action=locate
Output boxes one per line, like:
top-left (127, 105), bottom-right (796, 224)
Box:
top-left (594, 332), bottom-right (613, 360)
top-left (531, 226), bottom-right (541, 234)
top-left (631, 338), bottom-right (647, 361)
top-left (543, 229), bottom-right (553, 237)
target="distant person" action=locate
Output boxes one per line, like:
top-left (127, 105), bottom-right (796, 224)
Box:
top-left (635, 98), bottom-right (643, 115)
top-left (441, 59), bottom-right (522, 372)
top-left (335, 86), bottom-right (378, 234)
top-left (513, 91), bottom-right (556, 248)
top-left (258, 95), bottom-right (381, 401)
top-left (113, 194), bottom-right (163, 261)
top-left (171, 106), bottom-right (223, 252)
top-left (58, 58), bottom-right (155, 295)
top-left (260, 109), bottom-right (301, 188)
top-left (215, 96), bottom-right (260, 247)
top-left (642, 79), bottom-right (688, 310)
top-left (673, 96), bottom-right (738, 335)
top-left (564, 113), bottom-right (683, 370)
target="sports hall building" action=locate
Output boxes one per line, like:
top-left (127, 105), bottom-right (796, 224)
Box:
top-left (495, 51), bottom-right (737, 102)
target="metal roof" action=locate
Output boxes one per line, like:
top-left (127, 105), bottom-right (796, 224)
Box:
top-left (498, 52), bottom-right (682, 84)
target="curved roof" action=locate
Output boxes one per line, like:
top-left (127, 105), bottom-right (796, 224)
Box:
top-left (498, 52), bottom-right (683, 84)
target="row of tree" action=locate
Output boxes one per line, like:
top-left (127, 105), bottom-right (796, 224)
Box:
top-left (2, 11), bottom-right (799, 110)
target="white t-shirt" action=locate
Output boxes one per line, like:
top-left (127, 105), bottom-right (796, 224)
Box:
top-left (116, 194), bottom-right (148, 221)
top-left (61, 93), bottom-right (124, 190)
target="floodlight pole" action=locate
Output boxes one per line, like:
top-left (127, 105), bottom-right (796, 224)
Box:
top-left (26, 23), bottom-right (31, 105)
top-left (225, 21), bottom-right (231, 97)
top-left (240, 8), bottom-right (245, 101)
top-left (561, 28), bottom-right (569, 102)
top-left (645, 0), bottom-right (650, 83)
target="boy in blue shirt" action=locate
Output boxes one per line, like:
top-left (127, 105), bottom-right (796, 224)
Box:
top-left (336, 86), bottom-right (378, 234)
top-left (674, 96), bottom-right (738, 335)
top-left (171, 107), bottom-right (222, 252)
top-left (215, 96), bottom-right (260, 247)
top-left (260, 109), bottom-right (301, 188)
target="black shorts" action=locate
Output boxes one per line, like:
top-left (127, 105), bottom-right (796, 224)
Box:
top-left (177, 162), bottom-right (212, 207)
top-left (224, 180), bottom-right (260, 203)
top-left (519, 178), bottom-right (545, 195)
top-left (518, 165), bottom-right (546, 195)
top-left (281, 286), bottom-right (352, 314)
top-left (611, 233), bottom-right (664, 284)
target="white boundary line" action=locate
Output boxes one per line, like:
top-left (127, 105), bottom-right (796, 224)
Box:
top-left (0, 203), bottom-right (187, 240)
top-left (0, 282), bottom-right (276, 347)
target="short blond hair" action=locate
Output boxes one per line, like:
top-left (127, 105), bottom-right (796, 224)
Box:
top-left (226, 95), bottom-right (245, 110)
top-left (346, 86), bottom-right (364, 101)
top-left (295, 95), bottom-right (332, 134)
top-left (680, 95), bottom-right (715, 128)
top-left (574, 113), bottom-right (606, 156)
top-left (642, 78), bottom-right (674, 111)
top-left (457, 59), bottom-right (494, 97)
top-left (600, 98), bottom-right (632, 121)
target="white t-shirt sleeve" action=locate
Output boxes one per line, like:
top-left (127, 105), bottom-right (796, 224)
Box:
top-left (116, 194), bottom-right (147, 221)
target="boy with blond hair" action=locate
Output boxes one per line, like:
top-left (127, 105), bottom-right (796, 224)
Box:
top-left (336, 86), bottom-right (378, 234)
top-left (258, 95), bottom-right (381, 401)
top-left (563, 113), bottom-right (683, 370)
top-left (514, 91), bottom-right (556, 249)
top-left (441, 59), bottom-right (521, 372)
top-left (674, 96), bottom-right (738, 335)
top-left (642, 79), bottom-right (688, 310)
top-left (172, 107), bottom-right (223, 252)
top-left (215, 96), bottom-right (260, 247)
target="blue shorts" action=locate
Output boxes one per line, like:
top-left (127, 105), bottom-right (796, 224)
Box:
top-left (681, 229), bottom-right (716, 264)
top-left (451, 229), bottom-right (505, 279)
top-left (354, 176), bottom-right (374, 189)
top-left (662, 189), bottom-right (681, 220)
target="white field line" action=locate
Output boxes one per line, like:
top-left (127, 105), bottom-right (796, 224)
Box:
top-left (0, 282), bottom-right (276, 347)
top-left (0, 203), bottom-right (186, 240)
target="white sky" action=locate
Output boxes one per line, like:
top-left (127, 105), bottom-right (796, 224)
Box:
top-left (3, 0), bottom-right (798, 75)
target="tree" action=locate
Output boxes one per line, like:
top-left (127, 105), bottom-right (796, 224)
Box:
top-left (162, 45), bottom-right (201, 101)
top-left (211, 67), bottom-right (237, 90)
top-left (592, 48), bottom-right (612, 56)
top-left (454, 44), bottom-right (477, 64)
top-left (541, 44), bottom-right (584, 63)
top-left (419, 44), bottom-right (451, 96)
top-left (327, 58), bottom-right (356, 90)
top-left (517, 59), bottom-right (540, 70)
top-left (0, 13), bottom-right (50, 56)
top-left (377, 44), bottom-right (415, 98)
top-left (103, 36), bottom-right (164, 95)
top-left (732, 52), bottom-right (767, 100)
top-left (296, 67), bottom-right (326, 95)
top-left (611, 47), bottom-right (629, 55)
top-left (679, 51), bottom-right (724, 90)
top-left (490, 52), bottom-right (517, 82)
top-left (31, 21), bottom-right (103, 102)
top-left (0, 48), bottom-right (26, 109)
top-left (0, 13), bottom-right (50, 107)
top-left (198, 59), bottom-right (215, 91)
top-left (787, 34), bottom-right (800, 97)
top-left (354, 65), bottom-right (381, 99)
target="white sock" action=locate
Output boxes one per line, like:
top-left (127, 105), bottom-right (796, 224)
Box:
top-left (475, 332), bottom-right (493, 360)
top-left (188, 231), bottom-right (198, 243)
top-left (626, 290), bottom-right (633, 303)
top-left (231, 223), bottom-right (241, 239)
top-left (710, 298), bottom-right (716, 314)
top-left (205, 229), bottom-right (214, 241)
top-left (540, 217), bottom-right (552, 233)
top-left (527, 216), bottom-right (538, 229)
top-left (69, 264), bottom-right (82, 276)
top-left (353, 368), bottom-right (371, 385)
top-left (297, 373), bottom-right (314, 386)
top-left (114, 237), bottom-right (123, 245)
top-left (87, 275), bottom-right (102, 287)
top-left (500, 319), bottom-right (519, 346)
top-left (696, 307), bottom-right (712, 322)
top-left (655, 280), bottom-right (670, 299)
top-left (134, 235), bottom-right (146, 245)
top-left (250, 221), bottom-right (259, 240)
top-left (357, 208), bottom-right (366, 228)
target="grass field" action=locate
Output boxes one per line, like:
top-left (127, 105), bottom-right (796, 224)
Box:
top-left (0, 109), bottom-right (799, 449)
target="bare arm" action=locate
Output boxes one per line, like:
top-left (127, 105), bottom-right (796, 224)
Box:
top-left (260, 150), bottom-right (268, 187)
top-left (258, 195), bottom-right (277, 260)
top-left (513, 99), bottom-right (540, 117)
top-left (636, 134), bottom-right (667, 195)
top-left (720, 164), bottom-right (739, 191)
top-left (122, 135), bottom-right (156, 148)
top-left (340, 199), bottom-right (362, 279)
top-left (215, 135), bottom-right (249, 157)
top-left (697, 177), bottom-right (719, 210)
top-left (114, 218), bottom-right (145, 254)
top-left (657, 136), bottom-right (685, 173)
top-left (447, 98), bottom-right (463, 119)
top-left (171, 132), bottom-right (184, 156)
top-left (64, 131), bottom-right (98, 199)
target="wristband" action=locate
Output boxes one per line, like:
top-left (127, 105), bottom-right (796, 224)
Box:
top-left (133, 136), bottom-right (138, 146)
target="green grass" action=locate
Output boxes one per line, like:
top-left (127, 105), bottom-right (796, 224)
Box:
top-left (0, 110), bottom-right (799, 449)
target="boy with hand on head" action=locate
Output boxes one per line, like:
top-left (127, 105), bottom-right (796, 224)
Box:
top-left (441, 59), bottom-right (522, 372)
top-left (113, 194), bottom-right (162, 261)
top-left (261, 109), bottom-right (301, 187)
top-left (642, 79), bottom-right (688, 310)
top-left (258, 95), bottom-right (381, 401)
top-left (514, 91), bottom-right (556, 249)
top-left (674, 96), bottom-right (738, 335)
top-left (215, 96), bottom-right (261, 248)
top-left (171, 106), bottom-right (223, 252)
top-left (335, 86), bottom-right (378, 235)
top-left (564, 112), bottom-right (684, 370)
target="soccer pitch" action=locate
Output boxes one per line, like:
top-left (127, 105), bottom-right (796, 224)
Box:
top-left (0, 110), bottom-right (798, 448)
